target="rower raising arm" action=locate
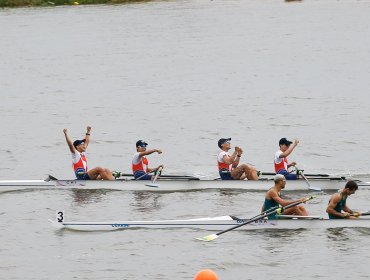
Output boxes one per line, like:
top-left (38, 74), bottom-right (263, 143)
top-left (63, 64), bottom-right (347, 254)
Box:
top-left (274, 138), bottom-right (299, 180)
top-left (132, 140), bottom-right (163, 180)
top-left (63, 127), bottom-right (115, 181)
top-left (63, 128), bottom-right (76, 153)
top-left (63, 127), bottom-right (90, 154)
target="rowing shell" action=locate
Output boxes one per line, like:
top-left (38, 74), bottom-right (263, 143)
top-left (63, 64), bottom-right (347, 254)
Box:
top-left (50, 214), bottom-right (370, 232)
top-left (1, 176), bottom-right (367, 193)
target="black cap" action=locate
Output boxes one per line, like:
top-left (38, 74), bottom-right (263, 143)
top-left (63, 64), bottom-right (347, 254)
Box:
top-left (73, 139), bottom-right (85, 148)
top-left (218, 138), bottom-right (231, 148)
top-left (136, 140), bottom-right (148, 148)
top-left (279, 138), bottom-right (292, 146)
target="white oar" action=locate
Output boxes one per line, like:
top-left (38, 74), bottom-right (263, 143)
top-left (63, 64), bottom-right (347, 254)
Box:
top-left (145, 166), bottom-right (163, 188)
top-left (296, 167), bottom-right (322, 191)
top-left (196, 196), bottom-right (316, 242)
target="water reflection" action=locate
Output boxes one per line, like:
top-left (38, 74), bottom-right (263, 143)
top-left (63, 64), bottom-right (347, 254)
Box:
top-left (326, 228), bottom-right (354, 253)
top-left (130, 191), bottom-right (162, 212)
top-left (70, 189), bottom-right (110, 205)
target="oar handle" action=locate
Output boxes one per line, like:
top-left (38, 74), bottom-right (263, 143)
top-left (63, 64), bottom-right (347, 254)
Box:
top-left (350, 211), bottom-right (370, 217)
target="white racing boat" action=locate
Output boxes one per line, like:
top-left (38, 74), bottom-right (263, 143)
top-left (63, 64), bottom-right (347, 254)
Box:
top-left (0, 176), bottom-right (351, 193)
top-left (50, 212), bottom-right (370, 232)
top-left (1, 174), bottom-right (369, 193)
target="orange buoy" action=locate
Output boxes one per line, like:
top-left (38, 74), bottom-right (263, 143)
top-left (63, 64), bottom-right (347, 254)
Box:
top-left (194, 269), bottom-right (219, 280)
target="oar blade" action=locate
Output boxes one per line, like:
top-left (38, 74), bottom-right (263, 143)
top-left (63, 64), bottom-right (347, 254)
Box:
top-left (196, 234), bottom-right (219, 242)
top-left (309, 185), bottom-right (322, 191)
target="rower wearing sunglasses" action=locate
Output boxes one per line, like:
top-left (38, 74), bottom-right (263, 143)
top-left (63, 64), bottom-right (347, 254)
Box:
top-left (132, 140), bottom-right (163, 180)
top-left (217, 138), bottom-right (258, 180)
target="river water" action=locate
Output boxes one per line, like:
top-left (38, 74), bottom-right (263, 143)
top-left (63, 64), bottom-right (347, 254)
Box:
top-left (1, 0), bottom-right (370, 279)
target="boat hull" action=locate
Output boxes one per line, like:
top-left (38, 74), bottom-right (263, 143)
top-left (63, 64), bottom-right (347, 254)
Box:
top-left (0, 177), bottom-right (363, 193)
top-left (50, 215), bottom-right (370, 232)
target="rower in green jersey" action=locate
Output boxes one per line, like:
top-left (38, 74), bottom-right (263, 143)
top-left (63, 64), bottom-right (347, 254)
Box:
top-left (326, 180), bottom-right (361, 219)
top-left (262, 174), bottom-right (309, 219)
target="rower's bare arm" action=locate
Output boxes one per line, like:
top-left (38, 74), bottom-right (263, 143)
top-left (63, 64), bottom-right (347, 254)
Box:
top-left (139, 149), bottom-right (162, 157)
top-left (146, 165), bottom-right (162, 173)
top-left (280, 139), bottom-right (299, 158)
top-left (232, 147), bottom-right (243, 167)
top-left (272, 194), bottom-right (301, 207)
top-left (343, 205), bottom-right (353, 214)
top-left (84, 126), bottom-right (91, 148)
top-left (223, 149), bottom-right (238, 165)
top-left (63, 129), bottom-right (76, 153)
top-left (326, 194), bottom-right (344, 217)
top-left (271, 195), bottom-right (290, 206)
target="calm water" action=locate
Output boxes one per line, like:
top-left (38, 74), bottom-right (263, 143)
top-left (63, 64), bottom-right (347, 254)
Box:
top-left (1, 0), bottom-right (370, 279)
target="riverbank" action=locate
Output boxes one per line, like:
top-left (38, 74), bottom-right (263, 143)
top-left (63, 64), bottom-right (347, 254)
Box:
top-left (0, 0), bottom-right (151, 8)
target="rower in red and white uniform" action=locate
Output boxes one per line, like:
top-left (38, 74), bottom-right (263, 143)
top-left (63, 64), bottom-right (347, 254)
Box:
top-left (274, 137), bottom-right (299, 180)
top-left (63, 127), bottom-right (115, 180)
top-left (132, 140), bottom-right (163, 180)
top-left (217, 138), bottom-right (258, 180)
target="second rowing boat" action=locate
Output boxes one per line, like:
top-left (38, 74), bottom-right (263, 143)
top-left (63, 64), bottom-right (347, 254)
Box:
top-left (50, 213), bottom-right (370, 232)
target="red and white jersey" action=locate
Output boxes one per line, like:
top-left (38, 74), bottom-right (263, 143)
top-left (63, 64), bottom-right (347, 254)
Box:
top-left (274, 150), bottom-right (288, 173)
top-left (217, 151), bottom-right (232, 171)
top-left (132, 152), bottom-right (149, 173)
top-left (72, 151), bottom-right (88, 173)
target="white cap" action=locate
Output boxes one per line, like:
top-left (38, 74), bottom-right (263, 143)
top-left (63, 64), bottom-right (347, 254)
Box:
top-left (274, 174), bottom-right (286, 182)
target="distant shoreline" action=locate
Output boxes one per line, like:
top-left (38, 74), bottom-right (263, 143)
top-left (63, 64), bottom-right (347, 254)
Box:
top-left (1, 0), bottom-right (152, 8)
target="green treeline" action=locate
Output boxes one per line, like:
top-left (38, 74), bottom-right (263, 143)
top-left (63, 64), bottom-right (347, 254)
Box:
top-left (1, 0), bottom-right (151, 7)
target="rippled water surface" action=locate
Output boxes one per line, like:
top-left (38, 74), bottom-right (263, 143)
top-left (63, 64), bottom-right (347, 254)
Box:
top-left (1, 0), bottom-right (370, 279)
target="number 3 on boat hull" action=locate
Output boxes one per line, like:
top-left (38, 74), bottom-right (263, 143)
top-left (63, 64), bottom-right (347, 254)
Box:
top-left (56, 211), bottom-right (65, 223)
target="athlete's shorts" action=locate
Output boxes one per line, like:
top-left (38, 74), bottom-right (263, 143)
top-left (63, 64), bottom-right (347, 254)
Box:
top-left (219, 169), bottom-right (234, 180)
top-left (134, 171), bottom-right (152, 180)
top-left (277, 169), bottom-right (298, 180)
top-left (75, 168), bottom-right (90, 180)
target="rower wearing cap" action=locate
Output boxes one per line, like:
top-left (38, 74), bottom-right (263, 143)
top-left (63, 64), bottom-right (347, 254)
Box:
top-left (274, 137), bottom-right (300, 180)
top-left (326, 180), bottom-right (361, 219)
top-left (63, 127), bottom-right (115, 180)
top-left (262, 174), bottom-right (308, 219)
top-left (132, 140), bottom-right (163, 180)
top-left (217, 138), bottom-right (258, 180)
